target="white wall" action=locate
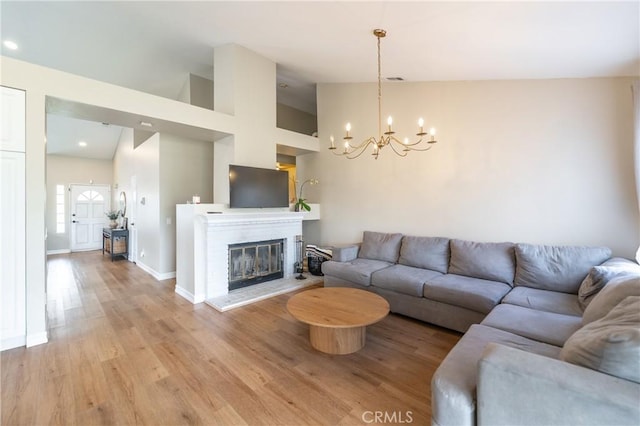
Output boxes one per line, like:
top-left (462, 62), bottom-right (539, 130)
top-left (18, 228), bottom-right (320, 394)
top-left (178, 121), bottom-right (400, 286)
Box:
top-left (113, 128), bottom-right (135, 210)
top-left (159, 133), bottom-right (214, 273)
top-left (113, 129), bottom-right (162, 274)
top-left (134, 133), bottom-right (161, 273)
top-left (277, 103), bottom-right (317, 136)
top-left (114, 128), bottom-right (214, 276)
top-left (303, 78), bottom-right (639, 257)
top-left (189, 74), bottom-right (214, 111)
top-left (46, 155), bottom-right (113, 252)
top-left (213, 44), bottom-right (278, 202)
top-left (177, 74), bottom-right (214, 111)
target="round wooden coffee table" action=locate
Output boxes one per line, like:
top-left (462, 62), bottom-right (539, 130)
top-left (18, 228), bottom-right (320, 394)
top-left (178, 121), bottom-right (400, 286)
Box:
top-left (287, 287), bottom-right (390, 355)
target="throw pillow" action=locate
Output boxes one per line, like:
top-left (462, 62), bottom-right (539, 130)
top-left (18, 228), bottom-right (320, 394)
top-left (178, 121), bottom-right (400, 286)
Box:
top-left (514, 243), bottom-right (611, 294)
top-left (578, 258), bottom-right (640, 310)
top-left (358, 231), bottom-right (403, 263)
top-left (398, 236), bottom-right (450, 273)
top-left (560, 296), bottom-right (640, 384)
top-left (449, 239), bottom-right (515, 285)
top-left (582, 275), bottom-right (640, 325)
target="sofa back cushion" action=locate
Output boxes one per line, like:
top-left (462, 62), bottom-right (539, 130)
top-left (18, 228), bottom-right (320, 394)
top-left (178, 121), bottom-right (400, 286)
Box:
top-left (449, 239), bottom-right (516, 285)
top-left (578, 258), bottom-right (640, 310)
top-left (582, 275), bottom-right (640, 325)
top-left (358, 231), bottom-right (403, 263)
top-left (398, 236), bottom-right (450, 273)
top-left (560, 296), bottom-right (640, 384)
top-left (514, 243), bottom-right (611, 294)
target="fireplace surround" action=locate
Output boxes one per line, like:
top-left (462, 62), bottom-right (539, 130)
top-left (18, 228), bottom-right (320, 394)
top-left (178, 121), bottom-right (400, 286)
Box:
top-left (193, 211), bottom-right (304, 301)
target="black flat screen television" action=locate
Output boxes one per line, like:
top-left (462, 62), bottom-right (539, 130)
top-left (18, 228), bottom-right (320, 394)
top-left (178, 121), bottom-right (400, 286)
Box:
top-left (229, 165), bottom-right (289, 208)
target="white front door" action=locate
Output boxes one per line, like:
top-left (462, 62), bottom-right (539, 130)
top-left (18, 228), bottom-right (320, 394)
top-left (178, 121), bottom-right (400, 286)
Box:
top-left (70, 184), bottom-right (110, 251)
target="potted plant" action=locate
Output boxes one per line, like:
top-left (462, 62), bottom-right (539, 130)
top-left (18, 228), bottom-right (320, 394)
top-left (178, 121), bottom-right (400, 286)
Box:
top-left (294, 178), bottom-right (319, 212)
top-left (105, 210), bottom-right (120, 229)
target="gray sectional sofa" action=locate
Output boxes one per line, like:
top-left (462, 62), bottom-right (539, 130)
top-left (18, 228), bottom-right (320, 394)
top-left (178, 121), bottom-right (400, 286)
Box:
top-left (321, 231), bottom-right (640, 426)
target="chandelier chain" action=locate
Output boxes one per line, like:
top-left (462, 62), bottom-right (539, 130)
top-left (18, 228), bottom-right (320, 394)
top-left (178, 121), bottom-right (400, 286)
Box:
top-left (377, 33), bottom-right (382, 141)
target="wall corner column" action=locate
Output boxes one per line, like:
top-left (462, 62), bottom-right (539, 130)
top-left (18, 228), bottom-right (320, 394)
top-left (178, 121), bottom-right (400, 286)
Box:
top-left (213, 44), bottom-right (278, 199)
top-left (25, 90), bottom-right (48, 347)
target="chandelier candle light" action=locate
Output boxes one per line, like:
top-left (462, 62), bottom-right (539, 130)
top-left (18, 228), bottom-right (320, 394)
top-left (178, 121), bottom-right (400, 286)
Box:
top-left (329, 29), bottom-right (438, 160)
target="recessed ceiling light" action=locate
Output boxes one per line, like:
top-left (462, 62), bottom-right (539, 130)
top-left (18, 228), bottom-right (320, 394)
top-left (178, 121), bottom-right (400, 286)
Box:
top-left (78, 141), bottom-right (87, 147)
top-left (3, 40), bottom-right (18, 50)
top-left (139, 121), bottom-right (153, 127)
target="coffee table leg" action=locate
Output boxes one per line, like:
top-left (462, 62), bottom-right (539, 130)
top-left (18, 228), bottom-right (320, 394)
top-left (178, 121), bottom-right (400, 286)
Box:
top-left (309, 325), bottom-right (366, 354)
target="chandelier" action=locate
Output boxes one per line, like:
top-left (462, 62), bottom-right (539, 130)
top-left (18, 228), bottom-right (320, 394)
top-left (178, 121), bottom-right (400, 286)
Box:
top-left (329, 29), bottom-right (438, 160)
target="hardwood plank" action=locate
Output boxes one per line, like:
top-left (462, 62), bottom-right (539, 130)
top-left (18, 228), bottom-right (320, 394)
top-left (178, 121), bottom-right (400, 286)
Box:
top-left (40, 339), bottom-right (72, 378)
top-left (207, 404), bottom-right (249, 425)
top-left (133, 375), bottom-right (205, 426)
top-left (1, 347), bottom-right (43, 425)
top-left (93, 322), bottom-right (126, 362)
top-left (151, 341), bottom-right (228, 413)
top-left (127, 344), bottom-right (171, 384)
top-left (76, 397), bottom-right (147, 426)
top-left (1, 251), bottom-right (461, 425)
top-left (70, 361), bottom-right (111, 412)
top-left (34, 373), bottom-right (77, 426)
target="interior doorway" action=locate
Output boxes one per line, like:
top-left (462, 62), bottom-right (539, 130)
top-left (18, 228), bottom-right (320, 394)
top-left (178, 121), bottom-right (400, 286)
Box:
top-left (276, 156), bottom-right (296, 204)
top-left (69, 184), bottom-right (110, 251)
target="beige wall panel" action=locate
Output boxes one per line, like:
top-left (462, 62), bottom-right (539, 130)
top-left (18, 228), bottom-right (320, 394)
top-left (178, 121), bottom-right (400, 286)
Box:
top-left (306, 78), bottom-right (639, 257)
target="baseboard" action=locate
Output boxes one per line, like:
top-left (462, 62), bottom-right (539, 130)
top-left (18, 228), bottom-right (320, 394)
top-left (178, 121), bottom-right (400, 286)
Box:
top-left (47, 249), bottom-right (71, 255)
top-left (1, 335), bottom-right (26, 351)
top-left (156, 271), bottom-right (176, 280)
top-left (136, 261), bottom-right (176, 281)
top-left (175, 285), bottom-right (206, 304)
top-left (26, 331), bottom-right (48, 348)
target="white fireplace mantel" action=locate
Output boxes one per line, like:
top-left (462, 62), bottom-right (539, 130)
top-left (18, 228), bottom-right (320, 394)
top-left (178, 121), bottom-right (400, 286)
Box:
top-left (193, 211), bottom-right (305, 300)
top-left (200, 211), bottom-right (305, 228)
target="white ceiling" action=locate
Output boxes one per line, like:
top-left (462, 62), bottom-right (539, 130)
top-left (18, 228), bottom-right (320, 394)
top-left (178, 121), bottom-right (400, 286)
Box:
top-left (46, 114), bottom-right (124, 160)
top-left (2, 1), bottom-right (639, 160)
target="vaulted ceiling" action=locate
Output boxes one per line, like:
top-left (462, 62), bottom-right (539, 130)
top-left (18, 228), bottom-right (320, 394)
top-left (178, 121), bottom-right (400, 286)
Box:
top-left (2, 1), bottom-right (638, 159)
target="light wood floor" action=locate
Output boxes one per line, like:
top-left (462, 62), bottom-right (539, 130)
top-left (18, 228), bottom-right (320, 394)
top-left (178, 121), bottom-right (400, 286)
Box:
top-left (1, 251), bottom-right (460, 425)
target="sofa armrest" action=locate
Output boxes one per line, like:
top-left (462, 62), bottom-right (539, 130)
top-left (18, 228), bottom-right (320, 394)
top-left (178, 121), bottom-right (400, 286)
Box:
top-left (477, 343), bottom-right (640, 426)
top-left (331, 244), bottom-right (360, 262)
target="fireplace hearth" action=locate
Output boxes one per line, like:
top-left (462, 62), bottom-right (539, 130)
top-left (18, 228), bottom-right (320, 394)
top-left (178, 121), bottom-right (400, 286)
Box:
top-left (228, 239), bottom-right (284, 291)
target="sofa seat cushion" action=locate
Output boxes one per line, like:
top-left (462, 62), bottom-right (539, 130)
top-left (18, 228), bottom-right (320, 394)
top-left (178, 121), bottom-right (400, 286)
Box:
top-left (514, 243), bottom-right (611, 294)
top-left (501, 286), bottom-right (583, 317)
top-left (561, 296), bottom-right (640, 384)
top-left (423, 274), bottom-right (511, 314)
top-left (321, 258), bottom-right (393, 287)
top-left (431, 324), bottom-right (561, 426)
top-left (477, 344), bottom-right (640, 426)
top-left (481, 304), bottom-right (582, 347)
top-left (358, 231), bottom-right (403, 263)
top-left (398, 235), bottom-right (450, 273)
top-left (371, 264), bottom-right (443, 297)
top-left (449, 239), bottom-right (515, 285)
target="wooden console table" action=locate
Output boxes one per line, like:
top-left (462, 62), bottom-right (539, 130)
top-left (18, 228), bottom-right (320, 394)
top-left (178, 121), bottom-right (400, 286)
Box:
top-left (102, 228), bottom-right (129, 261)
